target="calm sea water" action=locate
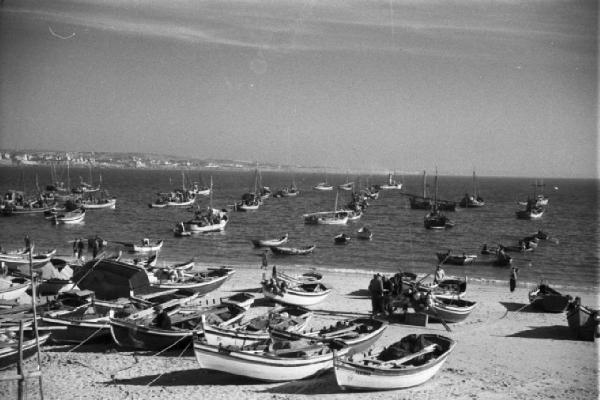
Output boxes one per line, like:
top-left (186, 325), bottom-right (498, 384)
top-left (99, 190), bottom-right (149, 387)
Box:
top-left (0, 166), bottom-right (598, 291)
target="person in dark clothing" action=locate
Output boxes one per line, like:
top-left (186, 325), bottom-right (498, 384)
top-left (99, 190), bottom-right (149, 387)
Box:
top-left (509, 267), bottom-right (519, 292)
top-left (77, 238), bottom-right (85, 259)
top-left (92, 237), bottom-right (100, 258)
top-left (382, 275), bottom-right (395, 316)
top-left (368, 274), bottom-right (384, 315)
top-left (153, 305), bottom-right (171, 330)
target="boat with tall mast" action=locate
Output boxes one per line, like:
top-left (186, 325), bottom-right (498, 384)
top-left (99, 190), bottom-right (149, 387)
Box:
top-left (424, 169), bottom-right (454, 229)
top-left (379, 172), bottom-right (403, 190)
top-left (459, 170), bottom-right (485, 208)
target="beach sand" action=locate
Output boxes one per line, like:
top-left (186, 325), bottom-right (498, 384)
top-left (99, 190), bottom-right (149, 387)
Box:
top-left (1, 266), bottom-right (598, 400)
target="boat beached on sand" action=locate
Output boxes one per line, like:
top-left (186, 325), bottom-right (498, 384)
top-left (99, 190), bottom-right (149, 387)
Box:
top-left (333, 334), bottom-right (456, 391)
top-left (262, 279), bottom-right (331, 307)
top-left (193, 337), bottom-right (349, 382)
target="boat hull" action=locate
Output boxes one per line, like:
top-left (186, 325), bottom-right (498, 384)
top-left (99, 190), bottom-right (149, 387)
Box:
top-left (334, 335), bottom-right (455, 391)
top-left (262, 283), bottom-right (331, 307)
top-left (193, 341), bottom-right (347, 382)
top-left (0, 333), bottom-right (51, 370)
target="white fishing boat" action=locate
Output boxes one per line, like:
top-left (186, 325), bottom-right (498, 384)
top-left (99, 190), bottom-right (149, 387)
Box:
top-left (81, 195), bottom-right (117, 210)
top-left (303, 192), bottom-right (348, 225)
top-left (0, 276), bottom-right (31, 301)
top-left (193, 339), bottom-right (349, 382)
top-left (251, 233), bottom-right (289, 248)
top-left (261, 280), bottom-right (331, 307)
top-left (178, 208), bottom-right (228, 234)
top-left (379, 172), bottom-right (403, 190)
top-left (52, 208), bottom-right (86, 224)
top-left (201, 305), bottom-right (312, 347)
top-left (333, 334), bottom-right (456, 390)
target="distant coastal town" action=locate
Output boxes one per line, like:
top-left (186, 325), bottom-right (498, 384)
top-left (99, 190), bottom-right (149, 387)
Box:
top-left (0, 149), bottom-right (322, 173)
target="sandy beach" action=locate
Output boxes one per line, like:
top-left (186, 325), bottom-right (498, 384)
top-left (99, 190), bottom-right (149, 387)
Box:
top-left (1, 265), bottom-right (597, 400)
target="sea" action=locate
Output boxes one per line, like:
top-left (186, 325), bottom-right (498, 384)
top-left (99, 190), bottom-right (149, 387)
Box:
top-left (0, 166), bottom-right (598, 292)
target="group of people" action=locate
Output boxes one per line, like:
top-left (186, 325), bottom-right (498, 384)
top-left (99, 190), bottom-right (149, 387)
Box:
top-left (72, 235), bottom-right (105, 260)
top-left (368, 273), bottom-right (400, 316)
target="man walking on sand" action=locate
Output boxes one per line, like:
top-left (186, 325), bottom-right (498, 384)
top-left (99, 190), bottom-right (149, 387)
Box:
top-left (509, 266), bottom-right (519, 292)
top-left (261, 250), bottom-right (268, 269)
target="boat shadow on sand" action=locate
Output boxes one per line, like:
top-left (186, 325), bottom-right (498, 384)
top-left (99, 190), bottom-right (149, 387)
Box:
top-left (107, 368), bottom-right (262, 387)
top-left (258, 373), bottom-right (341, 395)
top-left (505, 325), bottom-right (574, 340)
top-left (499, 302), bottom-right (544, 313)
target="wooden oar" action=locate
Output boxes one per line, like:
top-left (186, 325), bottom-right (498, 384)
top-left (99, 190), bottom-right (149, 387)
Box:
top-left (390, 344), bottom-right (438, 366)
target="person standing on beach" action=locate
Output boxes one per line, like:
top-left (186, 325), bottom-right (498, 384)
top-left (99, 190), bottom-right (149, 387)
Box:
top-left (509, 267), bottom-right (519, 292)
top-left (24, 234), bottom-right (32, 252)
top-left (92, 237), bottom-right (100, 258)
top-left (368, 274), bottom-right (384, 315)
top-left (77, 238), bottom-right (85, 260)
top-left (261, 250), bottom-right (268, 269)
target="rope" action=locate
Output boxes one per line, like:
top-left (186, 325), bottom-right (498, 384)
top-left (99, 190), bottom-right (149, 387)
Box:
top-left (71, 253), bottom-right (107, 289)
top-left (111, 332), bottom-right (194, 380)
top-left (66, 324), bottom-right (107, 353)
top-left (145, 341), bottom-right (192, 387)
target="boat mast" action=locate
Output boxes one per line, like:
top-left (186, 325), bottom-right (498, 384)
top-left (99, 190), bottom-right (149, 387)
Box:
top-left (422, 170), bottom-right (427, 198)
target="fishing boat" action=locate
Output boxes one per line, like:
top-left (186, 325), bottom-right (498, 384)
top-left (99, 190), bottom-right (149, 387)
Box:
top-left (516, 199), bottom-right (544, 220)
top-left (431, 276), bottom-right (468, 299)
top-left (109, 301), bottom-right (246, 350)
top-left (424, 170), bottom-right (454, 229)
top-left (333, 334), bottom-right (456, 391)
top-left (201, 305), bottom-right (312, 347)
top-left (41, 296), bottom-right (118, 344)
top-left (436, 252), bottom-right (477, 265)
top-left (356, 226), bottom-right (373, 240)
top-left (276, 271), bottom-right (323, 285)
top-left (0, 276), bottom-right (31, 301)
top-left (379, 172), bottom-right (403, 190)
top-left (459, 170), bottom-right (485, 208)
top-left (219, 292), bottom-right (256, 311)
top-left (0, 250), bottom-right (55, 271)
top-left (270, 317), bottom-right (388, 355)
top-left (566, 298), bottom-right (599, 341)
top-left (0, 326), bottom-right (51, 369)
top-left (313, 182), bottom-right (333, 191)
top-left (118, 238), bottom-right (163, 253)
top-left (415, 296), bottom-right (477, 323)
top-left (424, 206), bottom-right (454, 230)
top-left (80, 190), bottom-right (117, 210)
top-left (149, 266), bottom-right (235, 296)
top-left (178, 207), bottom-right (229, 234)
top-left (528, 283), bottom-right (571, 313)
top-left (303, 191), bottom-right (349, 225)
top-left (270, 245), bottom-right (316, 256)
top-left (251, 234), bottom-right (289, 248)
top-left (262, 280), bottom-right (331, 307)
top-left (233, 193), bottom-right (261, 211)
top-left (52, 207), bottom-right (86, 224)
top-left (261, 279), bottom-right (331, 307)
top-left (192, 338), bottom-right (349, 382)
top-left (334, 233), bottom-right (351, 244)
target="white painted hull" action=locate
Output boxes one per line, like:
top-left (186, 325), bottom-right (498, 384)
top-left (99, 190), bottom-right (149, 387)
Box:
top-left (184, 219), bottom-right (228, 233)
top-left (82, 198), bottom-right (116, 210)
top-left (334, 353), bottom-right (448, 390)
top-left (193, 341), bottom-right (347, 382)
top-left (0, 280), bottom-right (30, 300)
top-left (53, 210), bottom-right (85, 224)
top-left (380, 184), bottom-right (402, 190)
top-left (262, 284), bottom-right (331, 307)
top-left (166, 199), bottom-right (195, 207)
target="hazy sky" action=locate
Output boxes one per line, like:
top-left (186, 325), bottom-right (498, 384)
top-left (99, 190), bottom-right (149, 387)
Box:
top-left (0, 0), bottom-right (597, 178)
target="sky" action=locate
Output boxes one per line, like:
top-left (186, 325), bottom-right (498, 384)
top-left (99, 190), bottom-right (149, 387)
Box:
top-left (0, 0), bottom-right (597, 178)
